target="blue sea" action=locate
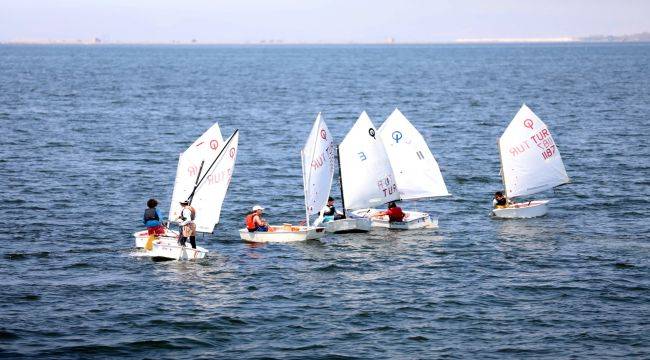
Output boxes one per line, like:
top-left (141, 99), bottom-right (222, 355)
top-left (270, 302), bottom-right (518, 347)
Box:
top-left (0, 44), bottom-right (648, 359)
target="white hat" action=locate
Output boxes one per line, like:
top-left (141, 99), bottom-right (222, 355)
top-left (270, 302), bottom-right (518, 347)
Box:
top-left (252, 205), bottom-right (264, 211)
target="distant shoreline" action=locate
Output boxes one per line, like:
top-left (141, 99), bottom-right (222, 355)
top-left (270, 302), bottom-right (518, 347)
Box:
top-left (2, 40), bottom-right (650, 46)
top-left (2, 32), bottom-right (649, 46)
top-left (3, 31), bottom-right (650, 46)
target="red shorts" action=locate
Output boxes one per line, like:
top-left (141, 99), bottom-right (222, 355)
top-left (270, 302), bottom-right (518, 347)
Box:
top-left (147, 225), bottom-right (166, 235)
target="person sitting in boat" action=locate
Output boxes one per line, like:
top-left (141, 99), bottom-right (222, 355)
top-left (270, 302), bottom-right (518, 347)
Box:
top-left (177, 200), bottom-right (197, 249)
top-left (143, 198), bottom-right (166, 236)
top-left (374, 201), bottom-right (405, 222)
top-left (318, 197), bottom-right (345, 223)
top-left (246, 205), bottom-right (269, 232)
top-left (493, 191), bottom-right (508, 208)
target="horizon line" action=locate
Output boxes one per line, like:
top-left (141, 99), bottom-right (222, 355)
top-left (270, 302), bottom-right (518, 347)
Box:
top-left (3, 39), bottom-right (650, 46)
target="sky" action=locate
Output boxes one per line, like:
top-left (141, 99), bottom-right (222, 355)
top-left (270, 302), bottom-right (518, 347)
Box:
top-left (1, 0), bottom-right (648, 43)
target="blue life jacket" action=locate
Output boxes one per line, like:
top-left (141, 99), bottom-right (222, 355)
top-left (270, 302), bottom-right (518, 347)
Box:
top-left (143, 208), bottom-right (161, 227)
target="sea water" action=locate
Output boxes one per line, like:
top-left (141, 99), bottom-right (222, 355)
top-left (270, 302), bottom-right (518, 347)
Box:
top-left (0, 44), bottom-right (648, 358)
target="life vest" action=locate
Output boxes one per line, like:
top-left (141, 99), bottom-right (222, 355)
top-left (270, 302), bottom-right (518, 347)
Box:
top-left (143, 208), bottom-right (160, 222)
top-left (245, 213), bottom-right (256, 231)
top-left (180, 206), bottom-right (196, 221)
top-left (323, 205), bottom-right (336, 216)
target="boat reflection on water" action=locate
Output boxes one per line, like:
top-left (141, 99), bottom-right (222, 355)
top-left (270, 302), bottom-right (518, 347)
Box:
top-left (245, 241), bottom-right (267, 249)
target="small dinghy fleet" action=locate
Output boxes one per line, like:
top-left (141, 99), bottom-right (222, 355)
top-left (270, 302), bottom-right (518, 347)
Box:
top-left (133, 104), bottom-right (570, 260)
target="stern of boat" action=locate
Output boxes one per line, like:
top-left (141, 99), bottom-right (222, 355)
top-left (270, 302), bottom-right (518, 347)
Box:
top-left (492, 200), bottom-right (549, 219)
top-left (150, 241), bottom-right (208, 261)
top-left (239, 225), bottom-right (325, 243)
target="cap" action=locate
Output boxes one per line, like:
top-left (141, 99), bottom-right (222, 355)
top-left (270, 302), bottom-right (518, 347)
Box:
top-left (252, 205), bottom-right (264, 211)
top-left (180, 200), bottom-right (190, 205)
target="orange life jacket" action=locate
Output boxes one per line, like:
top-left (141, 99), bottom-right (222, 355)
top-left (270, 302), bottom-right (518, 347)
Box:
top-left (246, 213), bottom-right (256, 230)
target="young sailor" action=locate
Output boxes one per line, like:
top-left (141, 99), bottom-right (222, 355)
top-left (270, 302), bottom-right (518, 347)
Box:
top-left (143, 198), bottom-right (165, 235)
top-left (177, 200), bottom-right (197, 248)
top-left (493, 191), bottom-right (508, 208)
top-left (318, 197), bottom-right (345, 223)
top-left (245, 205), bottom-right (269, 232)
top-left (374, 201), bottom-right (406, 222)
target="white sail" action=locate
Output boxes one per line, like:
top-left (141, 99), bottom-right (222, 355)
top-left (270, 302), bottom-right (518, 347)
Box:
top-left (378, 108), bottom-right (450, 200)
top-left (189, 131), bottom-right (239, 233)
top-left (339, 111), bottom-right (400, 210)
top-left (301, 113), bottom-right (335, 218)
top-left (499, 104), bottom-right (569, 198)
top-left (168, 123), bottom-right (237, 233)
top-left (169, 123), bottom-right (224, 222)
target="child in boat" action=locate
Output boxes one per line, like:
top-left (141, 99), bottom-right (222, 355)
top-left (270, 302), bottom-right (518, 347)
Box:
top-left (318, 197), bottom-right (345, 223)
top-left (493, 191), bottom-right (508, 208)
top-left (375, 202), bottom-right (405, 222)
top-left (177, 200), bottom-right (197, 249)
top-left (143, 198), bottom-right (166, 236)
top-left (246, 205), bottom-right (269, 232)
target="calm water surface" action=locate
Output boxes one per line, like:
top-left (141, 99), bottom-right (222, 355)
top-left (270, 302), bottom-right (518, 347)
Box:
top-left (0, 44), bottom-right (649, 359)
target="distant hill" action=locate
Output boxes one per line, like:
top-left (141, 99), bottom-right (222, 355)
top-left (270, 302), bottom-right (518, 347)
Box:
top-left (580, 32), bottom-right (650, 42)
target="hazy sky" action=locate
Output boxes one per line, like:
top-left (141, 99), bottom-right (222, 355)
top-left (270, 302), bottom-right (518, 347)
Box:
top-left (1, 0), bottom-right (648, 42)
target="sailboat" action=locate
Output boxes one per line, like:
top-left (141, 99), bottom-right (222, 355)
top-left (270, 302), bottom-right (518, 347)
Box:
top-left (133, 123), bottom-right (240, 260)
top-left (352, 109), bottom-right (450, 229)
top-left (339, 111), bottom-right (417, 229)
top-left (492, 104), bottom-right (569, 218)
top-left (133, 122), bottom-right (226, 248)
top-left (315, 112), bottom-right (379, 233)
top-left (238, 113), bottom-right (331, 242)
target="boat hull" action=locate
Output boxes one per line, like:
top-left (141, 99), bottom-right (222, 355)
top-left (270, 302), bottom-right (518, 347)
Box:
top-left (239, 225), bottom-right (325, 243)
top-left (150, 241), bottom-right (208, 261)
top-left (492, 200), bottom-right (549, 219)
top-left (352, 209), bottom-right (438, 230)
top-left (323, 218), bottom-right (372, 233)
top-left (133, 228), bottom-right (179, 248)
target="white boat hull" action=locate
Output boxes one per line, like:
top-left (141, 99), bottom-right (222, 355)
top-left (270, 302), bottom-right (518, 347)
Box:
top-left (133, 228), bottom-right (207, 261)
top-left (239, 225), bottom-right (325, 243)
top-left (323, 218), bottom-right (372, 233)
top-left (492, 200), bottom-right (549, 219)
top-left (352, 209), bottom-right (438, 230)
top-left (150, 241), bottom-right (208, 261)
top-left (133, 228), bottom-right (179, 248)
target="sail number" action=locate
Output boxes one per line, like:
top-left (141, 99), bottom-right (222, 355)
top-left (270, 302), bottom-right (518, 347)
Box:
top-left (204, 168), bottom-right (232, 185)
top-left (509, 128), bottom-right (557, 160)
top-left (311, 143), bottom-right (335, 173)
top-left (377, 176), bottom-right (397, 197)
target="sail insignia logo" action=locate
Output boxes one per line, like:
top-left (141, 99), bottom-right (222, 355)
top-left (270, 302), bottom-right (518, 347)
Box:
top-left (392, 131), bottom-right (403, 143)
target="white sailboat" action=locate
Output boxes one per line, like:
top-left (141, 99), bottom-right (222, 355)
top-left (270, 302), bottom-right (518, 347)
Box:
top-left (133, 123), bottom-right (240, 260)
top-left (317, 112), bottom-right (380, 233)
top-left (133, 123), bottom-right (226, 248)
top-left (239, 113), bottom-right (331, 242)
top-left (339, 111), bottom-right (418, 230)
top-left (493, 104), bottom-right (569, 218)
top-left (352, 109), bottom-right (450, 229)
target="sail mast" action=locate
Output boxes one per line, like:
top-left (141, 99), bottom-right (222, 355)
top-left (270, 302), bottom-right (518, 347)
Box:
top-left (301, 150), bottom-right (309, 226)
top-left (497, 138), bottom-right (509, 201)
top-left (336, 145), bottom-right (347, 215)
top-left (186, 129), bottom-right (239, 202)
